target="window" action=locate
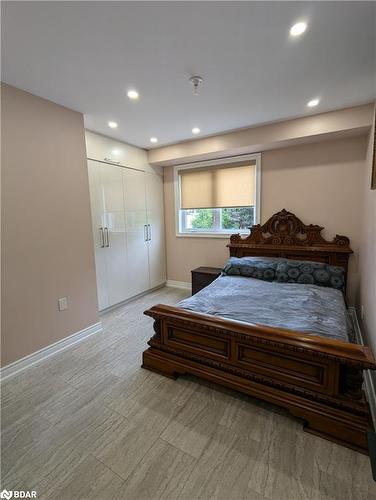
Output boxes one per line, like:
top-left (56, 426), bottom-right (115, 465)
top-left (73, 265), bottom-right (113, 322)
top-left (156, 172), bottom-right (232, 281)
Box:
top-left (175, 154), bottom-right (261, 237)
top-left (179, 207), bottom-right (255, 233)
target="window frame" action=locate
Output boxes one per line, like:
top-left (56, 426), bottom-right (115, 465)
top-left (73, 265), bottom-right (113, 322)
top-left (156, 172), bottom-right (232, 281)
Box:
top-left (174, 153), bottom-right (261, 238)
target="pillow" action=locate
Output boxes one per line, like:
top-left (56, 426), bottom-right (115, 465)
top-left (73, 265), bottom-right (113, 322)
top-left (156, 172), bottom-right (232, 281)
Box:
top-left (275, 259), bottom-right (345, 291)
top-left (222, 257), bottom-right (282, 282)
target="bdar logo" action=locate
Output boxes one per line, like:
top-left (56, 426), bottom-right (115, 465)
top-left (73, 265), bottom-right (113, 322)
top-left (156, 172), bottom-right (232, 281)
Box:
top-left (0, 491), bottom-right (13, 499)
top-left (0, 492), bottom-right (36, 499)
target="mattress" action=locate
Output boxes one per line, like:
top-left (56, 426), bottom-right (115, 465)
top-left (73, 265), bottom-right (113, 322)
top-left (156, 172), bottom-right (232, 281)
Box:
top-left (178, 275), bottom-right (353, 342)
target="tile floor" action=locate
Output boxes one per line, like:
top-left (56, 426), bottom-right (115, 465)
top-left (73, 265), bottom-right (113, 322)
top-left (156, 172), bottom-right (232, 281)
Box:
top-left (1, 286), bottom-right (375, 499)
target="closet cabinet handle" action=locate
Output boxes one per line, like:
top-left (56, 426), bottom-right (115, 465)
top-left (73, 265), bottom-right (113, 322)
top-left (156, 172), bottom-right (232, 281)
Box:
top-left (99, 227), bottom-right (105, 248)
top-left (104, 157), bottom-right (120, 165)
top-left (148, 224), bottom-right (152, 241)
top-left (104, 227), bottom-right (110, 247)
top-left (144, 224), bottom-right (148, 241)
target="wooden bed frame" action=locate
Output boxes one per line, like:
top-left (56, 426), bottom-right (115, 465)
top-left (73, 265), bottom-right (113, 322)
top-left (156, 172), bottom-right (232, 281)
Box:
top-left (142, 209), bottom-right (376, 453)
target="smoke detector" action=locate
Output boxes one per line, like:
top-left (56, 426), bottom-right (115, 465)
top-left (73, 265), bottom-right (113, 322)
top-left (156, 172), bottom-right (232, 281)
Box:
top-left (189, 76), bottom-right (204, 96)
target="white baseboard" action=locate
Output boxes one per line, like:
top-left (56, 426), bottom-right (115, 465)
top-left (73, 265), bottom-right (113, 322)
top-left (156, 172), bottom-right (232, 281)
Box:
top-left (166, 280), bottom-right (191, 290)
top-left (1, 321), bottom-right (103, 381)
top-left (349, 307), bottom-right (376, 426)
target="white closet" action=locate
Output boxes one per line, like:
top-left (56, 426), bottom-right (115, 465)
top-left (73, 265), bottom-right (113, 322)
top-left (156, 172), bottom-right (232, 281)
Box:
top-left (145, 173), bottom-right (167, 287)
top-left (86, 131), bottom-right (166, 311)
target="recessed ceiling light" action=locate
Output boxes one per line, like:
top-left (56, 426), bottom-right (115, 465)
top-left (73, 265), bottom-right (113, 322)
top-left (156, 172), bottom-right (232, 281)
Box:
top-left (108, 121), bottom-right (118, 129)
top-left (192, 127), bottom-right (200, 135)
top-left (150, 137), bottom-right (158, 144)
top-left (290, 22), bottom-right (307, 37)
top-left (127, 90), bottom-right (139, 100)
top-left (307, 98), bottom-right (320, 107)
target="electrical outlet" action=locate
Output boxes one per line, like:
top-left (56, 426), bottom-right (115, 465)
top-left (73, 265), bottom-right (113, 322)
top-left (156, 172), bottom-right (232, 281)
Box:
top-left (360, 305), bottom-right (365, 321)
top-left (58, 297), bottom-right (68, 311)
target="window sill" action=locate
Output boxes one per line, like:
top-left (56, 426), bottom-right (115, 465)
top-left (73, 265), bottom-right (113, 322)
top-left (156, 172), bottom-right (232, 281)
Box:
top-left (176, 232), bottom-right (248, 239)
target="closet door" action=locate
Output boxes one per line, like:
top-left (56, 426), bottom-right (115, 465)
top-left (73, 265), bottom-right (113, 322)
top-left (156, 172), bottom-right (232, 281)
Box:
top-left (99, 162), bottom-right (129, 307)
top-left (122, 168), bottom-right (150, 296)
top-left (87, 160), bottom-right (109, 310)
top-left (146, 173), bottom-right (166, 288)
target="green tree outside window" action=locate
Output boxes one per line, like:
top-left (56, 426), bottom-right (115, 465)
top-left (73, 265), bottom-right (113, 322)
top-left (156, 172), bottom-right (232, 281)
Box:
top-left (189, 207), bottom-right (254, 231)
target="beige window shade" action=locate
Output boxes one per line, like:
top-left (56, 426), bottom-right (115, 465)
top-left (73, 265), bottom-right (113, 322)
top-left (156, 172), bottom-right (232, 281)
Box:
top-left (180, 161), bottom-right (256, 209)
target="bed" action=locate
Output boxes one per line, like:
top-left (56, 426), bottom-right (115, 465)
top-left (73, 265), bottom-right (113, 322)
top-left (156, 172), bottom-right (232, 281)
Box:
top-left (142, 209), bottom-right (376, 453)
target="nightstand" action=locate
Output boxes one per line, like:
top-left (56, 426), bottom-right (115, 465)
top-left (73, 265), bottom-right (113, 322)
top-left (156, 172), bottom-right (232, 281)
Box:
top-left (191, 266), bottom-right (222, 295)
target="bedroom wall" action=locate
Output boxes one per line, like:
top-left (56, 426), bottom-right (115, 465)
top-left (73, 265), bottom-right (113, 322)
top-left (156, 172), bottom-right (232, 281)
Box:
top-left (164, 134), bottom-right (367, 305)
top-left (1, 84), bottom-right (99, 366)
top-left (358, 106), bottom-right (376, 354)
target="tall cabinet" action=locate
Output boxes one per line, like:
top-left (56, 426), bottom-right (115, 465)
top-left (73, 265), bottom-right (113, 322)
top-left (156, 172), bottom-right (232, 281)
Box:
top-left (86, 131), bottom-right (166, 311)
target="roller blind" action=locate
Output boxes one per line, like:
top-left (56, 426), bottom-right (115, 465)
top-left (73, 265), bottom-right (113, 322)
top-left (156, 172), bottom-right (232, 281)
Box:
top-left (180, 161), bottom-right (256, 209)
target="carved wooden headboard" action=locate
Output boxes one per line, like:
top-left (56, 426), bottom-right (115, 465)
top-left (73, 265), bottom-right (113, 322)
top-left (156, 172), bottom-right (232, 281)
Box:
top-left (227, 209), bottom-right (353, 286)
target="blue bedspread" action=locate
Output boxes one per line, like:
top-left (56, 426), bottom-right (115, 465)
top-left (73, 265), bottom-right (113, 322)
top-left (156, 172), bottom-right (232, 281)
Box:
top-left (178, 275), bottom-right (352, 342)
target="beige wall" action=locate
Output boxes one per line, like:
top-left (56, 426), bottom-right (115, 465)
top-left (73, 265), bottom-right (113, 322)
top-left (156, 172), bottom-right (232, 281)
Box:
top-left (358, 106), bottom-right (376, 354)
top-left (1, 84), bottom-right (99, 366)
top-left (164, 135), bottom-right (367, 305)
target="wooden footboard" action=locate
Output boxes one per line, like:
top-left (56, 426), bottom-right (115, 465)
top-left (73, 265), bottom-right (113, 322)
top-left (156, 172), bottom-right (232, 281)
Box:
top-left (142, 304), bottom-right (376, 453)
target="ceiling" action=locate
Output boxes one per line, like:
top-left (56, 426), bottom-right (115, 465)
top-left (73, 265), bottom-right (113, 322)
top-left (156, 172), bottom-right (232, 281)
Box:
top-left (2, 1), bottom-right (375, 149)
